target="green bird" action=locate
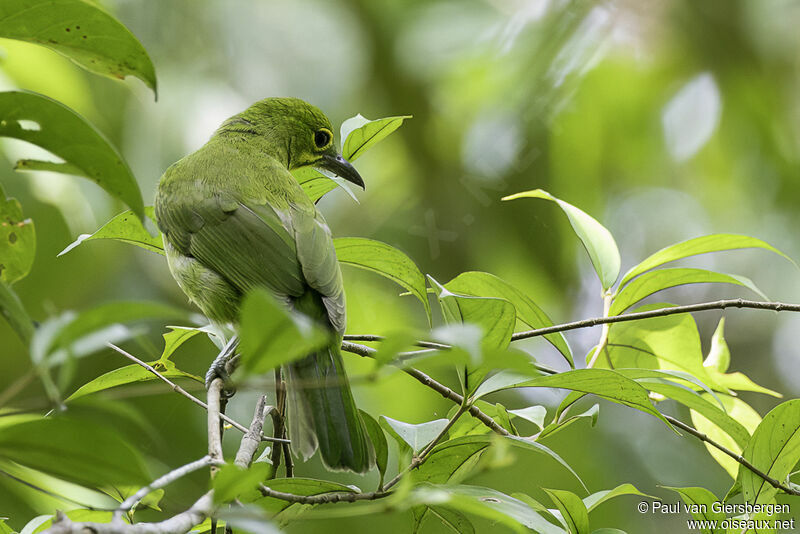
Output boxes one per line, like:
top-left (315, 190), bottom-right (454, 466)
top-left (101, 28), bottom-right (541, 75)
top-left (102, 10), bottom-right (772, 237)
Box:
top-left (154, 97), bottom-right (373, 472)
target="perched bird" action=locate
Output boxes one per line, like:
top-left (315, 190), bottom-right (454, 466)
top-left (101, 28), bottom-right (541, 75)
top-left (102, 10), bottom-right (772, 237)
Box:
top-left (154, 97), bottom-right (373, 472)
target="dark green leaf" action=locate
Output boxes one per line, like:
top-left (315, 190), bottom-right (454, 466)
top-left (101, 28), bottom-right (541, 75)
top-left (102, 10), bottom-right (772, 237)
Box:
top-left (340, 114), bottom-right (411, 161)
top-left (214, 463), bottom-right (271, 504)
top-left (335, 237), bottom-right (430, 322)
top-left (0, 0), bottom-right (157, 92)
top-left (445, 271), bottom-right (573, 367)
top-left (740, 399), bottom-right (800, 505)
top-left (503, 189), bottom-right (620, 290)
top-left (0, 417), bottom-right (149, 486)
top-left (238, 288), bottom-right (329, 375)
top-left (360, 411), bottom-right (388, 487)
top-left (59, 207), bottom-right (163, 256)
top-left (0, 278), bottom-right (34, 345)
top-left (425, 507), bottom-right (475, 534)
top-left (619, 234), bottom-right (794, 288)
top-left (661, 486), bottom-right (724, 529)
top-left (0, 186), bottom-right (35, 284)
top-left (609, 268), bottom-right (766, 316)
top-left (543, 488), bottom-right (589, 534)
top-left (0, 91), bottom-right (144, 219)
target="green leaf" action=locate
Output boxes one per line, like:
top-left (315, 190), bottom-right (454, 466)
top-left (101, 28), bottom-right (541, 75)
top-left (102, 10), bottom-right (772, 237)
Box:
top-left (334, 237), bottom-right (430, 322)
top-left (424, 507), bottom-right (475, 534)
top-left (340, 114), bottom-right (411, 162)
top-left (609, 268), bottom-right (766, 316)
top-left (0, 187), bottom-right (35, 284)
top-left (538, 404), bottom-right (599, 440)
top-left (66, 357), bottom-right (201, 401)
top-left (410, 484), bottom-right (566, 534)
top-left (214, 463), bottom-right (271, 504)
top-left (32, 510), bottom-right (114, 533)
top-left (0, 91), bottom-right (144, 219)
top-left (0, 416), bottom-right (149, 486)
top-left (445, 271), bottom-right (573, 367)
top-left (379, 415), bottom-right (448, 453)
top-left (691, 394), bottom-right (761, 480)
top-left (582, 483), bottom-right (653, 513)
top-left (740, 399), bottom-right (800, 505)
top-left (503, 189), bottom-right (620, 290)
top-left (474, 369), bottom-right (671, 427)
top-left (238, 288), bottom-right (330, 375)
top-left (619, 234), bottom-right (794, 288)
top-left (218, 505), bottom-right (282, 534)
top-left (360, 411), bottom-right (388, 488)
top-left (543, 488), bottom-right (589, 534)
top-left (508, 405), bottom-right (547, 430)
top-left (159, 326), bottom-right (203, 362)
top-left (0, 0), bottom-right (157, 93)
top-left (59, 207), bottom-right (163, 256)
top-left (503, 436), bottom-right (587, 492)
top-left (704, 318), bottom-right (730, 373)
top-left (661, 486), bottom-right (724, 529)
top-left (0, 278), bottom-right (34, 345)
top-left (0, 519), bottom-right (13, 534)
top-left (292, 166), bottom-right (357, 204)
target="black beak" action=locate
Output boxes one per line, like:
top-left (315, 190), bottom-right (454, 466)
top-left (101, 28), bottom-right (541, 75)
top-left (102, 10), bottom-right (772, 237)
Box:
top-left (317, 154), bottom-right (365, 190)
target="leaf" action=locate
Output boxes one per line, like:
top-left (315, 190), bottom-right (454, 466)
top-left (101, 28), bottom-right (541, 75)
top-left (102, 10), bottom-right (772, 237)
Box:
top-left (445, 271), bottom-right (573, 367)
top-left (691, 394), bottom-right (761, 480)
top-left (0, 186), bottom-right (35, 284)
top-left (703, 318), bottom-right (730, 373)
top-left (0, 278), bottom-right (34, 345)
top-left (503, 189), bottom-right (620, 290)
top-left (0, 91), bottom-right (144, 219)
top-left (360, 411), bottom-right (388, 487)
top-left (59, 207), bottom-right (163, 256)
top-left (583, 483), bottom-right (653, 513)
top-left (214, 463), bottom-right (271, 504)
top-left (740, 399), bottom-right (800, 505)
top-left (66, 358), bottom-right (201, 401)
top-left (661, 486), bottom-right (724, 528)
top-left (619, 234), bottom-right (794, 288)
top-left (0, 416), bottom-right (149, 486)
top-left (334, 237), bottom-right (430, 322)
top-left (543, 488), bottom-right (589, 534)
top-left (508, 406), bottom-right (547, 430)
top-left (340, 114), bottom-right (411, 162)
top-left (217, 505), bottom-right (282, 534)
top-left (32, 510), bottom-right (114, 533)
top-left (379, 415), bottom-right (448, 453)
top-left (0, 0), bottom-right (157, 93)
top-left (538, 404), bottom-right (599, 440)
top-left (292, 166), bottom-right (358, 204)
top-left (238, 288), bottom-right (330, 375)
top-left (0, 519), bottom-right (13, 534)
top-left (425, 507), bottom-right (475, 534)
top-left (159, 326), bottom-right (203, 361)
top-left (609, 268), bottom-right (766, 316)
top-left (474, 369), bottom-right (671, 427)
top-left (410, 484), bottom-right (566, 534)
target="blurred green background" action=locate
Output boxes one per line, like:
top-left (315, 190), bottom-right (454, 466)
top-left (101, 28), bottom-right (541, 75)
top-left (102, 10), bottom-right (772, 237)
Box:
top-left (2, 0), bottom-right (800, 531)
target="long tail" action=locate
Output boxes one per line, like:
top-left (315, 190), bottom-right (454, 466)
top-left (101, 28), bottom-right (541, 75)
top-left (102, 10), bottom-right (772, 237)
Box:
top-left (285, 335), bottom-right (373, 472)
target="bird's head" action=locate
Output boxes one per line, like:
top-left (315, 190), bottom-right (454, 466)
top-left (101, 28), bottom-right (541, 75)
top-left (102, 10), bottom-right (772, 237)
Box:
top-left (218, 97), bottom-right (364, 189)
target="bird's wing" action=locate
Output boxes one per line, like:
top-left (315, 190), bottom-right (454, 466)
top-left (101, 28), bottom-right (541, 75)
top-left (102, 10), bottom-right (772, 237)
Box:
top-left (157, 186), bottom-right (307, 302)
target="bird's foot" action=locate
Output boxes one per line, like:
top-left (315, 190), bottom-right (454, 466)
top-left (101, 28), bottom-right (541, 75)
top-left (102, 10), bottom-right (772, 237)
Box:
top-left (205, 335), bottom-right (239, 398)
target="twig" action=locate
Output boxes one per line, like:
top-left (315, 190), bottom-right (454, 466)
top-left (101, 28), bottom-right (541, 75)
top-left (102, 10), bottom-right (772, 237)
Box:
top-left (106, 343), bottom-right (288, 444)
top-left (114, 456), bottom-right (218, 520)
top-left (234, 395), bottom-right (270, 468)
top-left (257, 484), bottom-right (390, 504)
top-left (207, 378), bottom-right (224, 475)
top-left (663, 414), bottom-right (800, 497)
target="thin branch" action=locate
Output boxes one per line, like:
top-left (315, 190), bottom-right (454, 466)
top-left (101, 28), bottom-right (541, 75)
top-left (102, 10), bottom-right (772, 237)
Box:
top-left (207, 378), bottom-right (224, 475)
top-left (234, 395), bottom-right (269, 468)
top-left (107, 343), bottom-right (288, 444)
top-left (258, 484), bottom-right (390, 504)
top-left (114, 456), bottom-right (218, 520)
top-left (664, 414), bottom-right (800, 497)
top-left (510, 299), bottom-right (800, 342)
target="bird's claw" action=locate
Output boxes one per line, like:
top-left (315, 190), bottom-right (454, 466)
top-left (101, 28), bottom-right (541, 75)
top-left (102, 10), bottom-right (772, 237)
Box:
top-left (205, 336), bottom-right (239, 398)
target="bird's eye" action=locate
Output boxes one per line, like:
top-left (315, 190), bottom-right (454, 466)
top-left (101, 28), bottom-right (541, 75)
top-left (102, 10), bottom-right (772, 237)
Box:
top-left (314, 129), bottom-right (332, 149)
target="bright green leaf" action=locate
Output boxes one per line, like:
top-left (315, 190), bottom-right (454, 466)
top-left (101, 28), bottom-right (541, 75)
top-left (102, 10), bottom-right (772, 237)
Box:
top-left (0, 0), bottom-right (157, 93)
top-left (583, 483), bottom-right (653, 513)
top-left (740, 399), bottom-right (800, 505)
top-left (704, 318), bottom-right (730, 373)
top-left (214, 463), bottom-right (271, 504)
top-left (340, 114), bottom-right (411, 162)
top-left (59, 207), bottom-right (163, 256)
top-left (334, 237), bottom-right (430, 322)
top-left (0, 91), bottom-right (144, 219)
top-left (503, 189), bottom-right (620, 290)
top-left (538, 404), bottom-right (599, 441)
top-left (543, 488), bottom-right (589, 534)
top-left (445, 271), bottom-right (573, 367)
top-left (0, 186), bottom-right (35, 284)
top-left (159, 326), bottom-right (203, 362)
top-left (0, 417), bottom-right (149, 487)
top-left (238, 288), bottom-right (330, 375)
top-left (66, 358), bottom-right (201, 401)
top-left (619, 234), bottom-right (794, 288)
top-left (32, 510), bottom-right (114, 533)
top-left (661, 486), bottom-right (724, 529)
top-left (609, 268), bottom-right (766, 316)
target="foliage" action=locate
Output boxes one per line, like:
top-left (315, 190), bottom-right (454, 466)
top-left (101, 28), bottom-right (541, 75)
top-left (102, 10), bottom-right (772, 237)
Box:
top-left (1, 2), bottom-right (799, 534)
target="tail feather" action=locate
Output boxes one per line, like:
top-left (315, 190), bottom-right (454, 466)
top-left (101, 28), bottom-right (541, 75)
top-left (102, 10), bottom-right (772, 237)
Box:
top-left (286, 339), bottom-right (373, 472)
